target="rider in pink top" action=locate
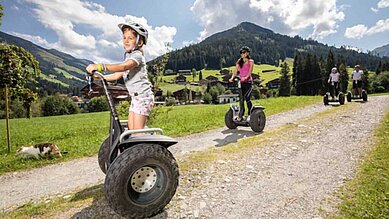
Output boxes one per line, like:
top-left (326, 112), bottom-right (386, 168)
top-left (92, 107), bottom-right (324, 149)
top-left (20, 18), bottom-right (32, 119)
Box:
top-left (229, 46), bottom-right (254, 120)
top-left (239, 59), bottom-right (253, 82)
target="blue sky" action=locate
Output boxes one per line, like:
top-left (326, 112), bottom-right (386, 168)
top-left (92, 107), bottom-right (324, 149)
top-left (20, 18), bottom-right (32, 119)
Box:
top-left (1, 0), bottom-right (388, 63)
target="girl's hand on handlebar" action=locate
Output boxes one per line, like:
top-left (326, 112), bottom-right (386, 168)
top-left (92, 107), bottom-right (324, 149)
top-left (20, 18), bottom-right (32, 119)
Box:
top-left (86, 64), bottom-right (98, 74)
top-left (229, 77), bottom-right (234, 82)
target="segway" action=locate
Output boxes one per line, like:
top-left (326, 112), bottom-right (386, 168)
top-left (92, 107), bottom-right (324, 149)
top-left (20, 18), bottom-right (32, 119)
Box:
top-left (347, 90), bottom-right (368, 102)
top-left (323, 82), bottom-right (345, 105)
top-left (87, 71), bottom-right (179, 219)
top-left (225, 76), bottom-right (266, 132)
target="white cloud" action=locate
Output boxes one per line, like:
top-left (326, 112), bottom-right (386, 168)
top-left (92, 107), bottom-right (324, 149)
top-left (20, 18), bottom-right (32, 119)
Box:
top-left (9, 32), bottom-right (58, 49)
top-left (371, 7), bottom-right (379, 13)
top-left (378, 0), bottom-right (389, 8)
top-left (344, 25), bottom-right (368, 39)
top-left (345, 18), bottom-right (389, 39)
top-left (191, 0), bottom-right (344, 40)
top-left (20, 0), bottom-right (177, 62)
top-left (11, 5), bottom-right (20, 10)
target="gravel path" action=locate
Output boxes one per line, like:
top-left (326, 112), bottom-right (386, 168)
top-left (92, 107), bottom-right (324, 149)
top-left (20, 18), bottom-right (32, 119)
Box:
top-left (0, 102), bottom-right (327, 210)
top-left (166, 95), bottom-right (389, 218)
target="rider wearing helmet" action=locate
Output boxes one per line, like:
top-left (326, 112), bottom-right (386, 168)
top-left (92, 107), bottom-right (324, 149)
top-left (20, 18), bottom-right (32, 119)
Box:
top-left (351, 65), bottom-right (364, 97)
top-left (229, 46), bottom-right (254, 120)
top-left (86, 21), bottom-right (154, 130)
top-left (328, 67), bottom-right (341, 99)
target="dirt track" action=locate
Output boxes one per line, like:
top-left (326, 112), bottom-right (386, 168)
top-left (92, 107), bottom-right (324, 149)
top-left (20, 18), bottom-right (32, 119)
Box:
top-left (1, 96), bottom-right (388, 219)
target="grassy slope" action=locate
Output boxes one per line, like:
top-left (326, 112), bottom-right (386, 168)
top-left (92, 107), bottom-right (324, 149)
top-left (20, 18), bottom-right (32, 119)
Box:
top-left (39, 74), bottom-right (69, 87)
top-left (332, 112), bottom-right (389, 218)
top-left (0, 96), bottom-right (320, 175)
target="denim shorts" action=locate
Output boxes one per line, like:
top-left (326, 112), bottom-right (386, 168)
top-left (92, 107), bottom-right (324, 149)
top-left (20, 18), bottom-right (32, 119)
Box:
top-left (130, 95), bottom-right (154, 116)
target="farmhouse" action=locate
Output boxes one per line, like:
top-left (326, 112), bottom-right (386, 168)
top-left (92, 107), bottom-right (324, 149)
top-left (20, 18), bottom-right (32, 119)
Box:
top-left (175, 74), bottom-right (187, 84)
top-left (218, 94), bottom-right (240, 104)
top-left (266, 78), bottom-right (281, 89)
top-left (178, 69), bottom-right (192, 75)
top-left (205, 75), bottom-right (218, 82)
top-left (173, 88), bottom-right (197, 102)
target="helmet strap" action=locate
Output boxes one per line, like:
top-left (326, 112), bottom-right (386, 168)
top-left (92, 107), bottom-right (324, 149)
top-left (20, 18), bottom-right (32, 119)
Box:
top-left (132, 34), bottom-right (140, 52)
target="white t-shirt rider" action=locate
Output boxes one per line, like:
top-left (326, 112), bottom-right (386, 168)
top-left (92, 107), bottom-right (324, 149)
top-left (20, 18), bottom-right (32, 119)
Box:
top-left (352, 70), bottom-right (364, 81)
top-left (328, 72), bottom-right (340, 83)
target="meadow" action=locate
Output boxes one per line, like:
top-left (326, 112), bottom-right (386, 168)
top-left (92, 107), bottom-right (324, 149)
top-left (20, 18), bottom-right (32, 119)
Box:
top-left (0, 96), bottom-right (320, 175)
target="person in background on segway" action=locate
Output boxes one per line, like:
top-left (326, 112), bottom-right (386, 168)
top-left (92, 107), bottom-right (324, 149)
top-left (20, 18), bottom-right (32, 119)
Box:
top-left (229, 46), bottom-right (254, 121)
top-left (86, 22), bottom-right (154, 130)
top-left (351, 65), bottom-right (364, 97)
top-left (328, 67), bottom-right (340, 100)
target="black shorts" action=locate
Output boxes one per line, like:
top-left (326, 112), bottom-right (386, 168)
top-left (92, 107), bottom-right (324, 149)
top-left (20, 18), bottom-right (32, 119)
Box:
top-left (353, 80), bottom-right (362, 89)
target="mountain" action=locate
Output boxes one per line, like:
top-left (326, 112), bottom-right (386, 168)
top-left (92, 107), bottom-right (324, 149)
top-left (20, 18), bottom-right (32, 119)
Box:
top-left (0, 31), bottom-right (93, 96)
top-left (372, 44), bottom-right (389, 57)
top-left (150, 22), bottom-right (386, 71)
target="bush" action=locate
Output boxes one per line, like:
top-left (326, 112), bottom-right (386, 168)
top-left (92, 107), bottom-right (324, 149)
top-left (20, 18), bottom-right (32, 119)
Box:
top-left (165, 97), bottom-right (176, 106)
top-left (203, 92), bottom-right (212, 104)
top-left (86, 96), bottom-right (109, 112)
top-left (41, 95), bottom-right (79, 116)
top-left (116, 101), bottom-right (130, 117)
top-left (0, 98), bottom-right (26, 119)
top-left (252, 85), bottom-right (261, 99)
top-left (148, 105), bottom-right (173, 126)
top-left (370, 71), bottom-right (389, 93)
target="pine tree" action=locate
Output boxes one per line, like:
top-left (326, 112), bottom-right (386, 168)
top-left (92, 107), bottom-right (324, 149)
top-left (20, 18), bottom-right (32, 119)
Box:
top-left (337, 55), bottom-right (349, 93)
top-left (292, 53), bottom-right (304, 95)
top-left (278, 62), bottom-right (291, 96)
top-left (339, 63), bottom-right (348, 93)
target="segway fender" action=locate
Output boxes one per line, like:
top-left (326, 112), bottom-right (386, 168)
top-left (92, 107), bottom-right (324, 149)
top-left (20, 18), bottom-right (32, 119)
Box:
top-left (251, 105), bottom-right (265, 110)
top-left (120, 135), bottom-right (178, 149)
top-left (230, 104), bottom-right (240, 112)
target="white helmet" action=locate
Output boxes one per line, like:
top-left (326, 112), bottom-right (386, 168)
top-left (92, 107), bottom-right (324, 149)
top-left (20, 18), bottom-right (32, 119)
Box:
top-left (118, 22), bottom-right (148, 45)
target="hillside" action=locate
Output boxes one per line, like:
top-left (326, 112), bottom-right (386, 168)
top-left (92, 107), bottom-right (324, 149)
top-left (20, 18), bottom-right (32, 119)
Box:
top-left (373, 44), bottom-right (389, 57)
top-left (0, 32), bottom-right (93, 95)
top-left (150, 22), bottom-right (385, 71)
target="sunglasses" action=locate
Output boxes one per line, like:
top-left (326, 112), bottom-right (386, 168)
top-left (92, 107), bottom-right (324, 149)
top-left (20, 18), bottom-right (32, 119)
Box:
top-left (240, 50), bottom-right (248, 54)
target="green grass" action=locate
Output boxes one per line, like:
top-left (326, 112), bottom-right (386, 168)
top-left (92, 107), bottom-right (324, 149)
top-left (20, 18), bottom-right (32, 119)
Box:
top-left (54, 67), bottom-right (83, 81)
top-left (332, 112), bottom-right (389, 218)
top-left (39, 74), bottom-right (69, 87)
top-left (0, 96), bottom-right (320, 175)
top-left (0, 112), bottom-right (109, 175)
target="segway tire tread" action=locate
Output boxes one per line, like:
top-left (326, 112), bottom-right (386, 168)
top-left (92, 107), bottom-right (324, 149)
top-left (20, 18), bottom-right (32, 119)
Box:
top-left (249, 109), bottom-right (266, 132)
top-left (98, 137), bottom-right (110, 174)
top-left (225, 109), bottom-right (238, 129)
top-left (105, 144), bottom-right (179, 218)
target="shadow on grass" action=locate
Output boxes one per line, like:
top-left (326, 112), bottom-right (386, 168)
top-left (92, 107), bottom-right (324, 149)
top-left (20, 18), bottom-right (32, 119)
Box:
top-left (70, 184), bottom-right (168, 219)
top-left (213, 128), bottom-right (262, 147)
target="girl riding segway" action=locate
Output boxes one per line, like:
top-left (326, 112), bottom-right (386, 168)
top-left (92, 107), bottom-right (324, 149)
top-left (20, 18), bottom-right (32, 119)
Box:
top-left (225, 46), bottom-right (266, 132)
top-left (229, 46), bottom-right (254, 121)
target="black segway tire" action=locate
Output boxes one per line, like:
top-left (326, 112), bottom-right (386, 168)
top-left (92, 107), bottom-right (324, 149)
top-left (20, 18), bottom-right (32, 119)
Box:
top-left (339, 93), bottom-right (345, 105)
top-left (323, 95), bottom-right (329, 105)
top-left (362, 91), bottom-right (368, 102)
top-left (249, 109), bottom-right (266, 132)
top-left (105, 144), bottom-right (179, 219)
top-left (347, 92), bottom-right (352, 102)
top-left (98, 137), bottom-right (110, 174)
top-left (225, 108), bottom-right (237, 129)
